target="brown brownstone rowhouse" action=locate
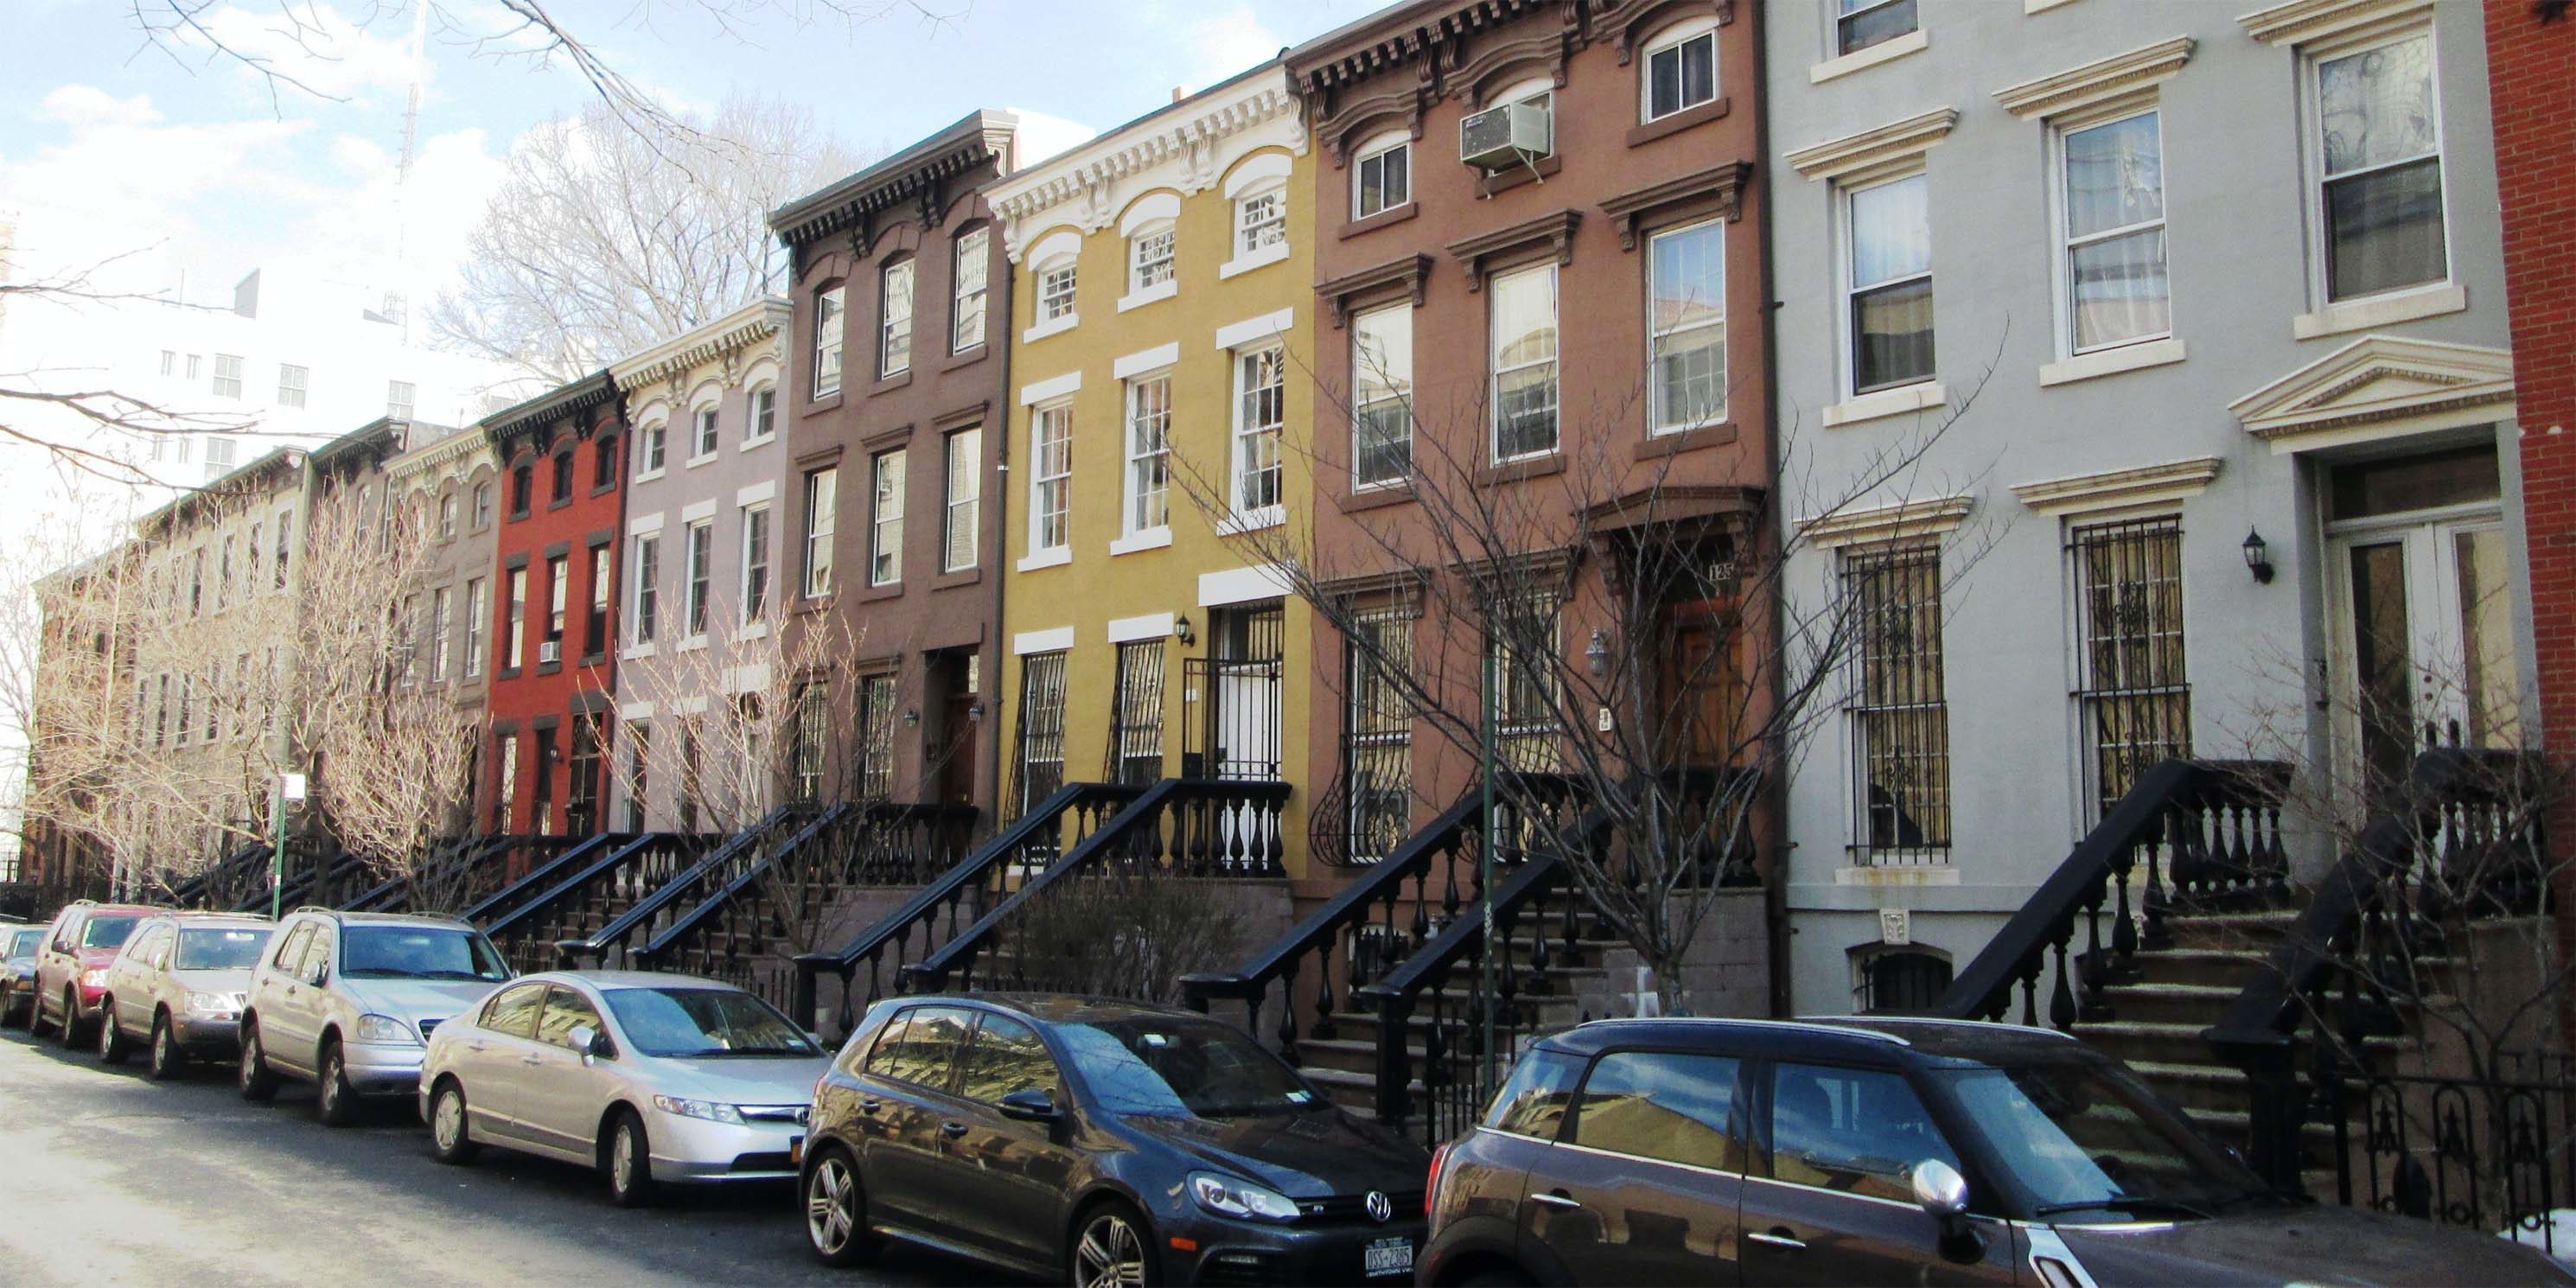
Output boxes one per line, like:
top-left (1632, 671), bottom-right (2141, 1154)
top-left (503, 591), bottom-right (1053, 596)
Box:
top-left (770, 112), bottom-right (1023, 822)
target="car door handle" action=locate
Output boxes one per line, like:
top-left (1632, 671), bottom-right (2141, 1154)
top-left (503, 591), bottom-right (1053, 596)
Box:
top-left (521, 1054), bottom-right (544, 1066)
top-left (940, 1120), bottom-right (968, 1138)
top-left (858, 1098), bottom-right (883, 1114)
top-left (1749, 1228), bottom-right (1808, 1251)
top-left (1528, 1191), bottom-right (1583, 1210)
top-left (467, 1041), bottom-right (488, 1053)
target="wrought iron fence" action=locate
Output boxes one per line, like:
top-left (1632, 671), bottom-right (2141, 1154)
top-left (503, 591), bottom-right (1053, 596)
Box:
top-left (2312, 1067), bottom-right (2576, 1256)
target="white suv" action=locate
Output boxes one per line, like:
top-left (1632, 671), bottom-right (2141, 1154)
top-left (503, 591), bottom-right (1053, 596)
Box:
top-left (238, 909), bottom-right (514, 1125)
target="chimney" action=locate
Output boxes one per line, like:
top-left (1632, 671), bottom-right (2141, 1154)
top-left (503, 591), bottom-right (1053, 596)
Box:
top-left (1171, 86), bottom-right (1185, 103)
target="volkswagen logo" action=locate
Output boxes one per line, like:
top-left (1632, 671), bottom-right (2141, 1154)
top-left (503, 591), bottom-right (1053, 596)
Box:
top-left (1364, 1190), bottom-right (1393, 1223)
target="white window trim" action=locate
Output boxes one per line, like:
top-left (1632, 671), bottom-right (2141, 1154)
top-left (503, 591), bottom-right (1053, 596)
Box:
top-left (1837, 167), bottom-right (1936, 404)
top-left (813, 286), bottom-right (846, 399)
top-left (1352, 131), bottom-right (1412, 220)
top-left (1113, 342), bottom-right (1182, 379)
top-left (1017, 545), bottom-right (1074, 573)
top-left (1109, 528), bottom-right (1173, 558)
top-left (1119, 276), bottom-right (1180, 314)
top-left (1227, 344), bottom-right (1288, 531)
top-left (1489, 263), bottom-right (1560, 465)
top-left (1106, 611), bottom-right (1175, 644)
top-left (1026, 229), bottom-right (1083, 341)
top-left (1220, 239), bottom-right (1291, 281)
top-left (1024, 399), bottom-right (1073, 566)
top-left (952, 226), bottom-right (991, 355)
top-left (2293, 16), bottom-right (2453, 324)
top-left (634, 421), bottom-right (670, 482)
top-left (741, 385), bottom-right (779, 450)
top-left (1640, 17), bottom-right (1723, 121)
top-left (1119, 368), bottom-right (1174, 548)
top-left (941, 427), bottom-right (981, 574)
top-left (2050, 102), bottom-right (2174, 360)
top-left (880, 259), bottom-right (916, 379)
top-left (736, 479), bottom-right (777, 507)
top-left (1012, 625), bottom-right (1075, 656)
top-left (738, 501), bottom-right (771, 624)
top-left (2038, 336), bottom-right (2188, 386)
top-left (1648, 217), bottom-right (1728, 436)
top-left (1823, 380), bottom-right (1949, 429)
top-left (686, 403), bottom-right (722, 467)
top-left (1351, 303), bottom-right (1414, 490)
top-left (1019, 370), bottom-right (1083, 406)
top-left (869, 450), bottom-right (906, 587)
top-left (1813, 16), bottom-right (1927, 85)
top-left (680, 520), bottom-right (714, 643)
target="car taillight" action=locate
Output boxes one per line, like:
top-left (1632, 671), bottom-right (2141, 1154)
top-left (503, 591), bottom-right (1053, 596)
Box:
top-left (1425, 1141), bottom-right (1453, 1219)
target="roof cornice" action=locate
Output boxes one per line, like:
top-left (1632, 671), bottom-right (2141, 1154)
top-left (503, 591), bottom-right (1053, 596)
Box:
top-left (387, 424), bottom-right (495, 481)
top-left (769, 110), bottom-right (1017, 250)
top-left (486, 371), bottom-right (618, 447)
top-left (984, 67), bottom-right (1303, 257)
top-left (1289, 0), bottom-right (1551, 96)
top-left (607, 296), bottom-right (791, 390)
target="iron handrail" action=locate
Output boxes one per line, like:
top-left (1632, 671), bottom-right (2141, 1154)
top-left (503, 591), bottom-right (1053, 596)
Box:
top-left (635, 803), bottom-right (851, 966)
top-left (479, 832), bottom-right (691, 941)
top-left (459, 833), bottom-right (615, 927)
top-left (558, 806), bottom-right (803, 960)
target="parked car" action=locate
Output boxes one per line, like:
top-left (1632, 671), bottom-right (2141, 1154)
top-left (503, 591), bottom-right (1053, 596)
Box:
top-left (1419, 1015), bottom-right (2574, 1287)
top-left (1, 923), bottom-right (48, 1028)
top-left (30, 901), bottom-right (162, 1046)
top-left (95, 913), bottom-right (273, 1079)
top-left (800, 994), bottom-right (1430, 1285)
top-left (238, 909), bottom-right (513, 1125)
top-left (419, 970), bottom-right (831, 1207)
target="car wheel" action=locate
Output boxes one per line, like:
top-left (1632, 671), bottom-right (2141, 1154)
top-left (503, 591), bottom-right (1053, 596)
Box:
top-left (1070, 1200), bottom-right (1158, 1288)
top-left (147, 1011), bottom-right (184, 1081)
top-left (238, 1022), bottom-right (279, 1102)
top-left (95, 998), bottom-right (130, 1065)
top-left (0, 985), bottom-right (20, 1030)
top-left (56, 988), bottom-right (84, 1049)
top-left (1457, 1268), bottom-right (1537, 1287)
top-left (316, 1038), bottom-right (359, 1126)
top-left (430, 1078), bottom-right (480, 1164)
top-left (802, 1146), bottom-right (877, 1266)
top-left (604, 1109), bottom-right (654, 1208)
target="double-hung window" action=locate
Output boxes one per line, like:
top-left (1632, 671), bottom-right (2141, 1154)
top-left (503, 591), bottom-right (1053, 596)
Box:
top-left (740, 504), bottom-right (770, 621)
top-left (2314, 29), bottom-right (2446, 301)
top-left (464, 577), bottom-right (487, 678)
top-left (1836, 0), bottom-right (1916, 57)
top-left (747, 386), bottom-right (775, 443)
top-left (813, 285), bottom-right (845, 397)
top-left (1352, 305), bottom-right (1413, 487)
top-left (545, 554), bottom-right (569, 644)
top-left (505, 568), bottom-right (527, 670)
top-left (952, 228), bottom-right (989, 353)
top-left (789, 683), bottom-right (826, 804)
top-left (800, 467), bottom-right (837, 598)
top-left (1846, 173), bottom-right (1934, 394)
top-left (386, 379), bottom-right (414, 419)
top-left (1237, 188), bottom-right (1286, 257)
top-left (880, 260), bottom-right (915, 378)
top-left (1649, 219), bottom-right (1727, 433)
top-left (1130, 224), bottom-right (1176, 294)
top-left (1029, 403), bottom-right (1072, 555)
top-left (430, 587), bottom-right (453, 678)
top-left (1643, 20), bottom-right (1718, 121)
top-left (1233, 346), bottom-right (1285, 517)
top-left (632, 534), bottom-right (660, 644)
top-left (942, 428), bottom-right (980, 572)
top-left (2060, 109), bottom-right (2170, 352)
top-left (856, 673), bottom-right (898, 800)
top-left (682, 521), bottom-right (711, 636)
top-left (1124, 375), bottom-right (1171, 535)
top-left (692, 405), bottom-right (718, 460)
top-left (639, 421), bottom-right (666, 475)
top-left (277, 364), bottom-right (309, 408)
top-left (870, 450), bottom-right (907, 586)
top-left (1490, 265), bottom-right (1559, 462)
top-left (1844, 541), bottom-right (1949, 864)
top-left (1354, 136), bottom-right (1410, 219)
top-left (585, 545), bottom-right (610, 657)
top-left (595, 434), bottom-right (618, 489)
top-left (1037, 258), bottom-right (1077, 322)
top-left (439, 494), bottom-right (458, 540)
top-left (1012, 652), bottom-right (1069, 814)
top-left (212, 354), bottom-right (244, 399)
top-left (2070, 515), bottom-right (2189, 822)
top-left (1342, 609), bottom-right (1415, 863)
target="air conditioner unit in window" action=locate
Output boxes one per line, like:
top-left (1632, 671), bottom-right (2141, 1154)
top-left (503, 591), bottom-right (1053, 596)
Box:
top-left (539, 641), bottom-right (562, 665)
top-left (1459, 101), bottom-right (1552, 172)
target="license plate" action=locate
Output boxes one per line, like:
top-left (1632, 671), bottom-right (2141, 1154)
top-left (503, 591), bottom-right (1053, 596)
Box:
top-left (1362, 1236), bottom-right (1414, 1278)
top-left (787, 1135), bottom-right (805, 1166)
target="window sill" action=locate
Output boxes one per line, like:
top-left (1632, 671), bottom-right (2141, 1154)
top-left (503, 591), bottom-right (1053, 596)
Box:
top-left (1477, 155), bottom-right (1561, 199)
top-left (2025, 0), bottom-right (2082, 12)
top-left (674, 634), bottom-right (711, 654)
top-left (1117, 280), bottom-right (1179, 313)
top-left (1218, 242), bottom-right (1291, 280)
top-left (1023, 313), bottom-right (1079, 344)
top-left (590, 481), bottom-right (617, 499)
top-left (804, 391), bottom-right (845, 416)
top-left (794, 593), bottom-right (835, 615)
top-left (2292, 283), bottom-right (2467, 341)
top-left (856, 581), bottom-right (905, 603)
top-left (685, 453), bottom-right (717, 469)
top-left (621, 644), bottom-right (658, 661)
top-left (1810, 29), bottom-right (1927, 83)
top-left (1635, 421), bottom-right (1740, 459)
top-left (932, 567), bottom-right (983, 591)
top-left (1339, 483), bottom-right (1416, 513)
top-left (2038, 336), bottom-right (2187, 386)
top-left (739, 434), bottom-right (775, 452)
top-left (1628, 97), bottom-right (1731, 148)
top-left (536, 660), bottom-right (563, 677)
top-left (1475, 454), bottom-right (1565, 485)
top-left (546, 497), bottom-right (574, 513)
top-left (735, 622), bottom-right (770, 641)
top-left (1215, 506), bottom-right (1285, 536)
top-left (1338, 202), bottom-right (1418, 241)
top-left (1109, 527), bottom-right (1173, 557)
top-left (941, 345), bottom-right (988, 373)
top-left (498, 666), bottom-right (522, 680)
top-left (1017, 546), bottom-right (1073, 572)
top-left (870, 370), bottom-right (915, 396)
top-left (508, 510), bottom-right (530, 523)
top-left (634, 469), bottom-right (666, 484)
top-left (1822, 381), bottom-right (1947, 428)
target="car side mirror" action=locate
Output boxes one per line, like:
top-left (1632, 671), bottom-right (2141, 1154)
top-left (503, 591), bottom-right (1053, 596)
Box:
top-left (1911, 1159), bottom-right (1981, 1255)
top-left (570, 1024), bottom-right (612, 1060)
top-left (998, 1088), bottom-right (1061, 1123)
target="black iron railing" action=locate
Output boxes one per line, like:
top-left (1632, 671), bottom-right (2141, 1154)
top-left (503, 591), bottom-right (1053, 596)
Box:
top-left (558, 807), bottom-right (804, 972)
top-left (169, 840), bottom-right (273, 909)
top-left (458, 832), bottom-right (615, 928)
top-left (479, 832), bottom-right (705, 974)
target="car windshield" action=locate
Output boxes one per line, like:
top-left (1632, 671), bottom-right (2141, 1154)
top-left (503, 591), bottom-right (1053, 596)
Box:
top-left (338, 927), bottom-right (510, 981)
top-left (1057, 1017), bottom-right (1324, 1119)
top-left (1933, 1060), bottom-right (2275, 1222)
top-left (603, 987), bottom-right (818, 1058)
top-left (175, 927), bottom-right (271, 971)
top-left (80, 915), bottom-right (142, 949)
top-left (7, 928), bottom-right (41, 958)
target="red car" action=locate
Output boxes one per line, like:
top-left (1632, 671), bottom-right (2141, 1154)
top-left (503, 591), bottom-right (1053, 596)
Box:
top-left (32, 901), bottom-right (163, 1046)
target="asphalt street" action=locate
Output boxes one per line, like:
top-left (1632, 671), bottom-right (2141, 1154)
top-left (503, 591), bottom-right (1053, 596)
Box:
top-left (0, 1021), bottom-right (1003, 1287)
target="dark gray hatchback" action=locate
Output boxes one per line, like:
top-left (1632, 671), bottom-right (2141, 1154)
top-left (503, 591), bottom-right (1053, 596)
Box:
top-left (1420, 1016), bottom-right (2573, 1287)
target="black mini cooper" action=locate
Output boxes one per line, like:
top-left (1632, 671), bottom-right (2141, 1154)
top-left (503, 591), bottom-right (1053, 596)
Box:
top-left (799, 994), bottom-right (1431, 1285)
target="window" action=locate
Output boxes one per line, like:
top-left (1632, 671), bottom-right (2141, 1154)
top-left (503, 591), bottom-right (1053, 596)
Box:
top-left (216, 538), bottom-right (233, 610)
top-left (682, 520), bottom-right (712, 636)
top-left (870, 450), bottom-right (907, 585)
top-left (438, 493), bottom-right (458, 540)
top-left (585, 544), bottom-right (610, 657)
top-left (1129, 224), bottom-right (1176, 293)
top-left (493, 733), bottom-right (518, 832)
top-left (1490, 265), bottom-right (1559, 462)
top-left (1846, 173), bottom-right (1934, 395)
top-left (1573, 1051), bottom-right (1746, 1172)
top-left (1768, 1062), bottom-right (1961, 1202)
top-left (2060, 110), bottom-right (2169, 353)
top-left (955, 1013), bottom-right (1060, 1105)
top-left (185, 354), bottom-right (201, 379)
top-left (1852, 945), bottom-right (1954, 1013)
top-left (1236, 188), bottom-right (1286, 257)
top-left (692, 405), bottom-right (718, 460)
top-left (1342, 610), bottom-right (1414, 863)
top-left (1107, 640), bottom-right (1167, 784)
top-left (1352, 305), bottom-right (1413, 487)
top-left (472, 482), bottom-right (491, 529)
top-left (204, 437), bottom-right (236, 480)
top-left (545, 554), bottom-right (569, 644)
top-left (787, 684), bottom-right (825, 804)
top-left (277, 363), bottom-right (309, 408)
top-left (1488, 79), bottom-right (1555, 154)
top-left (247, 522), bottom-right (261, 590)
top-left (677, 721), bottom-right (702, 831)
top-left (639, 422), bottom-right (667, 475)
top-left (800, 467), bottom-right (837, 598)
top-left (430, 586), bottom-right (453, 678)
top-left (1124, 375), bottom-right (1171, 534)
top-left (481, 983), bottom-right (547, 1038)
top-left (1644, 21), bottom-right (1719, 121)
top-left (1649, 220), bottom-right (1727, 433)
top-left (1012, 651), bottom-right (1068, 813)
top-left (625, 723), bottom-right (651, 831)
top-left (1037, 258), bottom-right (1078, 322)
top-left (631, 535), bottom-right (660, 644)
top-left (2316, 30), bottom-right (2446, 301)
top-left (567, 716), bottom-right (603, 835)
top-left (1484, 1048), bottom-right (1583, 1138)
top-left (1233, 346), bottom-right (1284, 515)
top-left (1836, 0), bottom-right (1916, 57)
top-left (864, 1005), bottom-right (972, 1087)
top-left (1029, 403), bottom-right (1072, 555)
top-left (2071, 515), bottom-right (2189, 822)
top-left (1845, 542), bottom-right (1949, 863)
top-left (551, 451), bottom-right (573, 504)
top-left (188, 549), bottom-right (204, 615)
top-left (856, 673), bottom-right (897, 800)
top-left (159, 349), bottom-right (175, 377)
top-left (1487, 593), bottom-right (1559, 772)
top-left (952, 228), bottom-right (989, 353)
top-left (464, 577), bottom-right (487, 678)
top-left (387, 379), bottom-right (415, 420)
top-left (942, 429), bottom-right (980, 572)
top-left (533, 725), bottom-right (558, 833)
top-left (740, 505), bottom-right (770, 621)
top-left (748, 386), bottom-right (775, 443)
top-left (594, 434), bottom-right (618, 489)
top-left (505, 567), bottom-right (527, 670)
top-left (813, 285), bottom-right (845, 397)
top-left (511, 463), bottom-right (532, 516)
top-left (1354, 137), bottom-right (1410, 219)
top-left (212, 354), bottom-right (244, 399)
top-left (880, 260), bottom-right (915, 378)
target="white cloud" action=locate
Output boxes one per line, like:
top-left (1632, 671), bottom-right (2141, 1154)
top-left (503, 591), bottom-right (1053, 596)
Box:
top-left (0, 86), bottom-right (308, 280)
top-left (182, 3), bottom-right (430, 105)
top-left (1176, 2), bottom-right (1285, 94)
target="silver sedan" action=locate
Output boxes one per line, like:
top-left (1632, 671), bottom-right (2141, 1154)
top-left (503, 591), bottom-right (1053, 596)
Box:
top-left (418, 970), bottom-right (830, 1207)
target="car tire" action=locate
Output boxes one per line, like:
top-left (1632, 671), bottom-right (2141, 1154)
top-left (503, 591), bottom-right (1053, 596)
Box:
top-left (95, 998), bottom-right (130, 1065)
top-left (1457, 1269), bottom-right (1536, 1288)
top-left (802, 1145), bottom-right (877, 1267)
top-left (148, 1011), bottom-right (185, 1081)
top-left (316, 1038), bottom-right (360, 1126)
top-left (604, 1109), bottom-right (654, 1208)
top-left (429, 1078), bottom-right (480, 1164)
top-left (238, 1022), bottom-right (279, 1103)
top-left (1070, 1199), bottom-right (1159, 1288)
top-left (56, 988), bottom-right (84, 1049)
top-left (0, 985), bottom-right (21, 1030)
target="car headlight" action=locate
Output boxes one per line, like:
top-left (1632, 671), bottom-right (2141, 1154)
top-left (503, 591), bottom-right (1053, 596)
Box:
top-left (183, 991), bottom-right (241, 1017)
top-left (80, 969), bottom-right (106, 988)
top-left (1189, 1171), bottom-right (1301, 1222)
top-left (652, 1094), bottom-right (745, 1125)
top-left (353, 1013), bottom-right (422, 1045)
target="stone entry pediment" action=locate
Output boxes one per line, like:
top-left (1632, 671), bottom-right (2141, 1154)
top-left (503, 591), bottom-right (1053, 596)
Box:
top-left (2228, 334), bottom-right (2514, 452)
